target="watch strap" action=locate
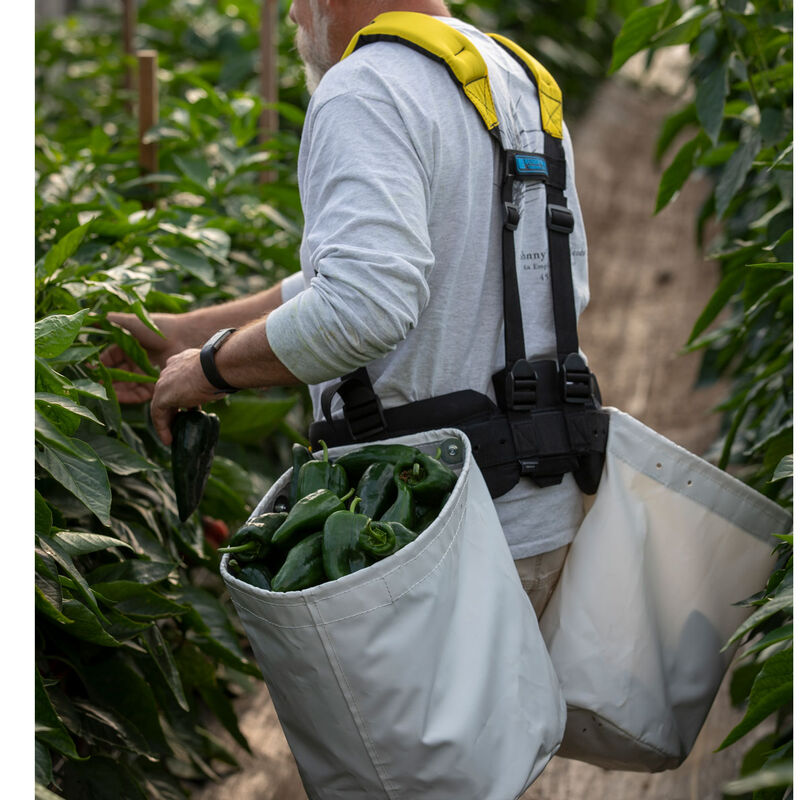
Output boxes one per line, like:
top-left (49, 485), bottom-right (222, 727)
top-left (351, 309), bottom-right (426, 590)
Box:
top-left (200, 328), bottom-right (240, 393)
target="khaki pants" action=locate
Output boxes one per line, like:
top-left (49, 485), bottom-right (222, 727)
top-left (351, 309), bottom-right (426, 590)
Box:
top-left (514, 543), bottom-right (570, 618)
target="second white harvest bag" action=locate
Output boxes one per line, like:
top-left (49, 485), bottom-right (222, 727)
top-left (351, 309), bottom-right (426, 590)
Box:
top-left (539, 407), bottom-right (792, 771)
top-left (221, 428), bottom-right (565, 800)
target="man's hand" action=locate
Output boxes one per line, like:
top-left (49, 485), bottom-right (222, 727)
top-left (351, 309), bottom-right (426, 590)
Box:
top-left (100, 312), bottom-right (199, 403)
top-left (150, 349), bottom-right (223, 446)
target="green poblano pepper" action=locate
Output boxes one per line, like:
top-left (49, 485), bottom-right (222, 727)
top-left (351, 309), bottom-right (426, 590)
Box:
top-left (322, 504), bottom-right (370, 581)
top-left (226, 558), bottom-right (273, 590)
top-left (395, 453), bottom-right (457, 504)
top-left (171, 408), bottom-right (220, 522)
top-left (333, 444), bottom-right (423, 484)
top-left (359, 520), bottom-right (396, 560)
top-left (383, 520), bottom-right (419, 552)
top-left (271, 532), bottom-right (325, 592)
top-left (217, 512), bottom-right (288, 562)
top-left (289, 443), bottom-right (313, 506)
top-left (354, 462), bottom-right (395, 519)
top-left (296, 440), bottom-right (349, 500)
top-left (379, 476), bottom-right (416, 529)
top-left (271, 488), bottom-right (354, 550)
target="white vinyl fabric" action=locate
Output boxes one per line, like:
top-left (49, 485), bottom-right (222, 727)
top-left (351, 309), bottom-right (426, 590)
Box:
top-left (221, 428), bottom-right (565, 800)
top-left (539, 408), bottom-right (792, 771)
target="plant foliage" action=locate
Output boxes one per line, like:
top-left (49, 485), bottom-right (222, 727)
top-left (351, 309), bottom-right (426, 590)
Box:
top-left (610, 1), bottom-right (792, 796)
top-left (35, 2), bottom-right (308, 797)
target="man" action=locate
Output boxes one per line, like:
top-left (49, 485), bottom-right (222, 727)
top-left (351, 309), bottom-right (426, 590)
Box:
top-left (103, 0), bottom-right (591, 615)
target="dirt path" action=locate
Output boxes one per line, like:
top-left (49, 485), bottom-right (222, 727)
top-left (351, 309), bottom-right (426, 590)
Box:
top-left (195, 76), bottom-right (756, 800)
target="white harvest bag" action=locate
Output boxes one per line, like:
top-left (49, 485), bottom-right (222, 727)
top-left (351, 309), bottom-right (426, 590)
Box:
top-left (221, 428), bottom-right (566, 800)
top-left (539, 408), bottom-right (792, 771)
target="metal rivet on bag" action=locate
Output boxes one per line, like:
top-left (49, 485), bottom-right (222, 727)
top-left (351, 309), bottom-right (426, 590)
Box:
top-left (440, 438), bottom-right (462, 464)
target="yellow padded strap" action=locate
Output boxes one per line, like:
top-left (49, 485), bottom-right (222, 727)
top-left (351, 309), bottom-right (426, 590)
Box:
top-left (487, 33), bottom-right (563, 139)
top-left (341, 12), bottom-right (499, 134)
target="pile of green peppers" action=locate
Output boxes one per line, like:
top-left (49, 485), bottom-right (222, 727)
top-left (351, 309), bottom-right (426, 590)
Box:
top-left (221, 441), bottom-right (457, 592)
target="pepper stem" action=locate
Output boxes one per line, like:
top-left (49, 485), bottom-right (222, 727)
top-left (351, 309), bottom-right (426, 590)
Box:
top-left (340, 488), bottom-right (355, 502)
top-left (434, 447), bottom-right (442, 460)
top-left (350, 496), bottom-right (361, 513)
top-left (320, 440), bottom-right (329, 463)
top-left (218, 542), bottom-right (257, 554)
top-left (412, 462), bottom-right (421, 478)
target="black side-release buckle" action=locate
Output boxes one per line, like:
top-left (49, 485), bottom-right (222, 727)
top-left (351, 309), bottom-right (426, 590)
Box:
top-left (504, 202), bottom-right (520, 231)
top-left (562, 353), bottom-right (592, 404)
top-left (506, 359), bottom-right (538, 411)
top-left (338, 379), bottom-right (388, 441)
top-left (547, 204), bottom-right (574, 234)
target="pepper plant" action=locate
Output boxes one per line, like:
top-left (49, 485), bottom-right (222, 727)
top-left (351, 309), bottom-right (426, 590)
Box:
top-left (609, 1), bottom-right (792, 796)
top-left (35, 2), bottom-right (309, 797)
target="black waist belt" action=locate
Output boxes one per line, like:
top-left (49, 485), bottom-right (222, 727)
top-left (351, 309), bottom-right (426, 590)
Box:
top-left (309, 362), bottom-right (609, 499)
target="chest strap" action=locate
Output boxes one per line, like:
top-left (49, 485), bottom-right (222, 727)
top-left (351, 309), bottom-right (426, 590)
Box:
top-left (312, 13), bottom-right (608, 497)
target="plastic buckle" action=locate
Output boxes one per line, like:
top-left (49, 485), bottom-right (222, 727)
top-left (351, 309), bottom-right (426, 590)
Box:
top-left (547, 204), bottom-right (574, 234)
top-left (504, 202), bottom-right (520, 231)
top-left (562, 353), bottom-right (592, 404)
top-left (506, 359), bottom-right (537, 411)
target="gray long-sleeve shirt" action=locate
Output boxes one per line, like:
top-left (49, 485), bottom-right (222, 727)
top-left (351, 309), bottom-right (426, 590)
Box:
top-left (267, 16), bottom-right (590, 558)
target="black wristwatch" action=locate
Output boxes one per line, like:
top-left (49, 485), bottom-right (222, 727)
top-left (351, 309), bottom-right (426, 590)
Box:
top-left (200, 328), bottom-right (240, 393)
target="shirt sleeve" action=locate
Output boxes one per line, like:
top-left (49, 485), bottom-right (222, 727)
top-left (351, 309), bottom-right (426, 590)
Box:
top-left (266, 91), bottom-right (434, 385)
top-left (280, 271), bottom-right (306, 303)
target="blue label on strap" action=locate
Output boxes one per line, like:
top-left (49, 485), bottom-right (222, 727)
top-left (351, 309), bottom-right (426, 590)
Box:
top-left (515, 154), bottom-right (548, 177)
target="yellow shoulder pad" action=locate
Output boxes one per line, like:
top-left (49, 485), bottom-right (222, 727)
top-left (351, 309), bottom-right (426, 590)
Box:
top-left (341, 11), bottom-right (499, 134)
top-left (487, 33), bottom-right (563, 139)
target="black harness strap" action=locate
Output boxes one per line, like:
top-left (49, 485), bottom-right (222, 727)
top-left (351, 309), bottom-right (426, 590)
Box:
top-left (309, 32), bottom-right (609, 498)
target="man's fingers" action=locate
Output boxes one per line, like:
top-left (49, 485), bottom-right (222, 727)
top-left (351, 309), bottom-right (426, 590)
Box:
top-left (99, 343), bottom-right (127, 368)
top-left (113, 381), bottom-right (155, 404)
top-left (151, 401), bottom-right (176, 447)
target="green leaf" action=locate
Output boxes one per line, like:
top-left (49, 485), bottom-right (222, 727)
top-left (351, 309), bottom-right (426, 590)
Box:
top-left (771, 455), bottom-right (793, 481)
top-left (723, 587), bottom-right (793, 651)
top-left (655, 103), bottom-right (697, 161)
top-left (60, 756), bottom-right (150, 800)
top-left (746, 262), bottom-right (792, 272)
top-left (150, 244), bottom-right (215, 286)
top-left (695, 62), bottom-right (727, 145)
top-left (43, 222), bottom-right (92, 277)
top-left (38, 534), bottom-right (108, 621)
top-left (650, 5), bottom-right (710, 48)
top-left (686, 266), bottom-right (746, 344)
top-left (82, 656), bottom-right (169, 755)
top-left (655, 132), bottom-right (707, 213)
top-left (36, 582), bottom-right (72, 625)
top-left (716, 130), bottom-right (763, 218)
top-left (210, 393), bottom-right (297, 443)
top-left (35, 740), bottom-right (53, 786)
top-left (35, 309), bottom-right (90, 358)
top-left (36, 393), bottom-right (102, 429)
top-left (92, 581), bottom-right (189, 619)
top-left (35, 668), bottom-right (81, 759)
top-left (103, 367), bottom-right (158, 385)
top-left (87, 559), bottom-right (177, 585)
top-left (144, 624), bottom-right (190, 712)
top-left (36, 782), bottom-right (66, 800)
top-left (35, 410), bottom-right (90, 458)
top-left (52, 532), bottom-right (134, 556)
top-left (738, 624), bottom-right (793, 660)
top-left (35, 439), bottom-right (112, 526)
top-left (35, 490), bottom-right (53, 537)
top-left (80, 433), bottom-right (157, 475)
top-left (609, 0), bottom-right (673, 73)
top-left (723, 762), bottom-right (794, 794)
top-left (718, 649), bottom-right (793, 750)
top-left (73, 698), bottom-right (151, 756)
top-left (73, 378), bottom-right (108, 400)
top-left (173, 154), bottom-right (214, 191)
top-left (59, 599), bottom-right (121, 646)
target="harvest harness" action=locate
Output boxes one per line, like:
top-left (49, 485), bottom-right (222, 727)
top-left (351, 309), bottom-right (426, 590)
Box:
top-left (309, 13), bottom-right (609, 498)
